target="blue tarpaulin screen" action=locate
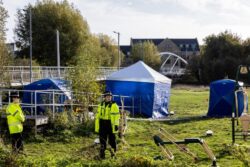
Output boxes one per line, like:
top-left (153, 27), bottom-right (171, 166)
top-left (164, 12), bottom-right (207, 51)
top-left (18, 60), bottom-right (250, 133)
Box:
top-left (106, 80), bottom-right (171, 118)
top-left (207, 79), bottom-right (245, 117)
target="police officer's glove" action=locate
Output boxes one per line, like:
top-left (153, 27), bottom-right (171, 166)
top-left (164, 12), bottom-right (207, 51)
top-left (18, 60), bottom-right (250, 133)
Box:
top-left (115, 125), bottom-right (119, 131)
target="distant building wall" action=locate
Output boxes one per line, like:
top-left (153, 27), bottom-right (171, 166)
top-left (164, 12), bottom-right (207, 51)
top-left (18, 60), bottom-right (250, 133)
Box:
top-left (120, 38), bottom-right (200, 74)
top-left (6, 43), bottom-right (16, 56)
top-left (121, 38), bottom-right (200, 60)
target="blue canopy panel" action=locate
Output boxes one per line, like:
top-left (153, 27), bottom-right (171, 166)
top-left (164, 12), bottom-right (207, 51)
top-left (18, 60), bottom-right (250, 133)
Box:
top-left (152, 82), bottom-right (171, 118)
top-left (207, 79), bottom-right (245, 117)
top-left (22, 79), bottom-right (71, 114)
top-left (106, 80), bottom-right (155, 117)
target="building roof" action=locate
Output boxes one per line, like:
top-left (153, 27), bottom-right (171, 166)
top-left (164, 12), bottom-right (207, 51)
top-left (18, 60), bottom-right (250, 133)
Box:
top-left (131, 38), bottom-right (164, 46)
top-left (130, 38), bottom-right (200, 52)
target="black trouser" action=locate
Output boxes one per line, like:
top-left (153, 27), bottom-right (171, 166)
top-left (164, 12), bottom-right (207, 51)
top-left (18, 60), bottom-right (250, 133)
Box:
top-left (10, 133), bottom-right (23, 152)
top-left (99, 119), bottom-right (116, 158)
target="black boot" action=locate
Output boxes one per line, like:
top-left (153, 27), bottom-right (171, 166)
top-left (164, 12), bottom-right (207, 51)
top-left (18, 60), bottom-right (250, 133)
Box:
top-left (100, 150), bottom-right (105, 159)
top-left (110, 148), bottom-right (116, 158)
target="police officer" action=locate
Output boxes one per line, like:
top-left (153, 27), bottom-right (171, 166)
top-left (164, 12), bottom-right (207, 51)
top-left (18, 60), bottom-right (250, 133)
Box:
top-left (6, 92), bottom-right (25, 153)
top-left (95, 91), bottom-right (120, 159)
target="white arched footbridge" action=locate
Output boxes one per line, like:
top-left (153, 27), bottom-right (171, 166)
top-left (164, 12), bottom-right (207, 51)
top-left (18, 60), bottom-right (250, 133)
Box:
top-left (159, 52), bottom-right (188, 77)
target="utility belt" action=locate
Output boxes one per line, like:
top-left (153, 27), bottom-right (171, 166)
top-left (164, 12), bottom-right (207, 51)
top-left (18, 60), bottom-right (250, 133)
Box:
top-left (99, 114), bottom-right (111, 120)
top-left (99, 119), bottom-right (111, 123)
top-left (99, 119), bottom-right (112, 129)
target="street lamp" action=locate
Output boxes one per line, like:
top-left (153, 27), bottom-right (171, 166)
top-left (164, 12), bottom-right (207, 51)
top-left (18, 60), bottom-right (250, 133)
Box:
top-left (29, 7), bottom-right (32, 83)
top-left (113, 31), bottom-right (120, 69)
top-left (56, 30), bottom-right (60, 78)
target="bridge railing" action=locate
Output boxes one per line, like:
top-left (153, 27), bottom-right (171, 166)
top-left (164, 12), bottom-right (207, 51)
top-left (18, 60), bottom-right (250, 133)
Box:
top-left (160, 67), bottom-right (186, 76)
top-left (0, 66), bottom-right (120, 86)
top-left (1, 65), bottom-right (186, 86)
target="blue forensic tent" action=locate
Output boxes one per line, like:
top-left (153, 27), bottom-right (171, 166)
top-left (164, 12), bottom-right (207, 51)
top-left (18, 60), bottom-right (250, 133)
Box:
top-left (106, 61), bottom-right (172, 118)
top-left (207, 79), bottom-right (245, 117)
top-left (22, 79), bottom-right (71, 114)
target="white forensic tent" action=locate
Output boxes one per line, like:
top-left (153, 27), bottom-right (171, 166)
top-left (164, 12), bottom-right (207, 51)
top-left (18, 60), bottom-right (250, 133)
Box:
top-left (106, 61), bottom-right (171, 118)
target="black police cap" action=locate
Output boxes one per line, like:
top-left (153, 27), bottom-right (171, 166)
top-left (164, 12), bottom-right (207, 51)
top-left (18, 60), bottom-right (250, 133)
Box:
top-left (10, 92), bottom-right (20, 98)
top-left (103, 91), bottom-right (112, 97)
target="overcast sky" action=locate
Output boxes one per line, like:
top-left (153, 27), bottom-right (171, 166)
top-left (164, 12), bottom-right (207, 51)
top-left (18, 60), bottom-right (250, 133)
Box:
top-left (3, 0), bottom-right (250, 45)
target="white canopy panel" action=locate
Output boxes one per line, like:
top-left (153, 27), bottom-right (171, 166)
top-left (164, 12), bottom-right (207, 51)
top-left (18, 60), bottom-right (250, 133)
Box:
top-left (107, 61), bottom-right (171, 84)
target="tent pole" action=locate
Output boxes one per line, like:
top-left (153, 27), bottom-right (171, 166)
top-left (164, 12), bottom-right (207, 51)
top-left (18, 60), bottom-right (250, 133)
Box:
top-left (35, 91), bottom-right (37, 135)
top-left (132, 97), bottom-right (134, 117)
top-left (35, 91), bottom-right (37, 117)
top-left (140, 96), bottom-right (142, 115)
top-left (232, 112), bottom-right (235, 144)
top-left (53, 90), bottom-right (55, 120)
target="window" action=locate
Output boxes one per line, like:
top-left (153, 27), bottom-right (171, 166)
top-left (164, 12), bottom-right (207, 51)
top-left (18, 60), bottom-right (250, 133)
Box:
top-left (192, 44), bottom-right (196, 50)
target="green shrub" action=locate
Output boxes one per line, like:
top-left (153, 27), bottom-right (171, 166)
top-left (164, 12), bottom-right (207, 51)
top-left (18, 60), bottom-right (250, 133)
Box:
top-left (73, 119), bottom-right (95, 137)
top-left (53, 111), bottom-right (70, 130)
top-left (0, 141), bottom-right (18, 167)
top-left (45, 110), bottom-right (77, 132)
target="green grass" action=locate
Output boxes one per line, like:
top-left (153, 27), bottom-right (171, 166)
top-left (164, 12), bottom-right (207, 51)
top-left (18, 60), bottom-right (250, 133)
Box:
top-left (169, 89), bottom-right (209, 117)
top-left (1, 87), bottom-right (250, 166)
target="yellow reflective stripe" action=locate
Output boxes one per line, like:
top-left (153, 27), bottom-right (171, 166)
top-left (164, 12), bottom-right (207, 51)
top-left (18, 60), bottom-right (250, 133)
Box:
top-left (8, 122), bottom-right (22, 126)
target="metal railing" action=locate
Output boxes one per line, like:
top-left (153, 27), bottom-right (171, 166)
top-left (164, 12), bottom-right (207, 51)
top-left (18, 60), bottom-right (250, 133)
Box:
top-left (1, 65), bottom-right (186, 86)
top-left (160, 67), bottom-right (186, 76)
top-left (0, 89), bottom-right (136, 119)
top-left (1, 66), bottom-right (120, 86)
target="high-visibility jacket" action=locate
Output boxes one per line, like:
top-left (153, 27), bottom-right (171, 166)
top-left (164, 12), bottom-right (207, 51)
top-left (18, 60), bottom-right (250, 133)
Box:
top-left (6, 103), bottom-right (25, 134)
top-left (95, 101), bottom-right (120, 133)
